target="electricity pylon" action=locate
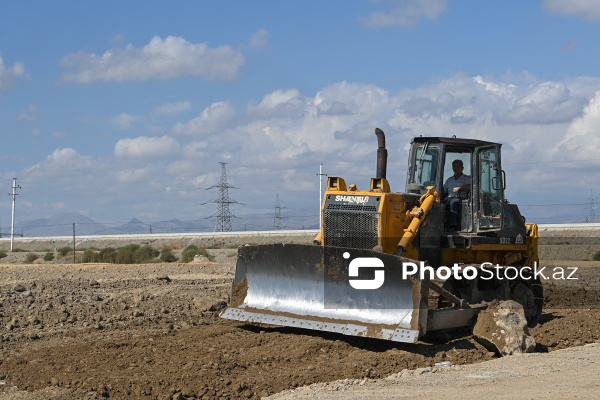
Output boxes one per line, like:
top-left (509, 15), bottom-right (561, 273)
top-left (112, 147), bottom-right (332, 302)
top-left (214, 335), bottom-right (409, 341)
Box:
top-left (273, 194), bottom-right (287, 230)
top-left (204, 162), bottom-right (241, 232)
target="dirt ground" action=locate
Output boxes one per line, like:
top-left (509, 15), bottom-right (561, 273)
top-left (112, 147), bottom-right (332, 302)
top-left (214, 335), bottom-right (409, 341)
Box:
top-left (0, 252), bottom-right (599, 399)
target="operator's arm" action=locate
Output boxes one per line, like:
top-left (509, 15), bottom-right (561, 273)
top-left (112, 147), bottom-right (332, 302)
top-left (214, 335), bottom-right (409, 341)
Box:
top-left (452, 175), bottom-right (471, 193)
top-left (452, 183), bottom-right (470, 192)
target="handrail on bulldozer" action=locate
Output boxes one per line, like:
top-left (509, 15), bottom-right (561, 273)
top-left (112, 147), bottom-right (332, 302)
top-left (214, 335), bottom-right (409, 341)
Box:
top-left (396, 187), bottom-right (439, 256)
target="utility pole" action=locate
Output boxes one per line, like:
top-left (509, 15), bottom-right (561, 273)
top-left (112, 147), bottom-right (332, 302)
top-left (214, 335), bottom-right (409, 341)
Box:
top-left (205, 162), bottom-right (241, 232)
top-left (9, 178), bottom-right (21, 252)
top-left (317, 163), bottom-right (326, 230)
top-left (72, 223), bottom-right (76, 264)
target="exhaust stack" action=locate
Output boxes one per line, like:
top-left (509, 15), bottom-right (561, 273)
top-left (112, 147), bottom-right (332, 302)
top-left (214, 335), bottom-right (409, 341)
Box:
top-left (375, 128), bottom-right (387, 179)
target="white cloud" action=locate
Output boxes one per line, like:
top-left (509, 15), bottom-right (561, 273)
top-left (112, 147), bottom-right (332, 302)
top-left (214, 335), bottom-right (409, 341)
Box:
top-left (47, 148), bottom-right (90, 166)
top-left (247, 89), bottom-right (307, 117)
top-left (315, 82), bottom-right (392, 117)
top-left (23, 148), bottom-right (93, 179)
top-left (114, 135), bottom-right (180, 159)
top-left (153, 101), bottom-right (191, 116)
top-left (208, 83), bottom-right (396, 174)
top-left (0, 55), bottom-right (26, 92)
top-left (51, 202), bottom-right (66, 210)
top-left (473, 75), bottom-right (516, 98)
top-left (182, 141), bottom-right (209, 159)
top-left (116, 165), bottom-right (154, 183)
top-left (494, 81), bottom-right (586, 125)
top-left (542, 0), bottom-right (600, 21)
top-left (15, 73), bottom-right (600, 225)
top-left (249, 29), bottom-right (269, 48)
top-left (111, 112), bottom-right (138, 130)
top-left (171, 101), bottom-right (236, 136)
top-left (362, 0), bottom-right (447, 28)
top-left (18, 104), bottom-right (41, 122)
top-left (59, 35), bottom-right (245, 83)
top-left (553, 91), bottom-right (600, 160)
top-left (392, 74), bottom-right (588, 126)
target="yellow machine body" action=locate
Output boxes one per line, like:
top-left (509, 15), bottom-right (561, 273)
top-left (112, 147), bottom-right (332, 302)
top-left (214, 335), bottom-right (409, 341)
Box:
top-left (221, 130), bottom-right (542, 343)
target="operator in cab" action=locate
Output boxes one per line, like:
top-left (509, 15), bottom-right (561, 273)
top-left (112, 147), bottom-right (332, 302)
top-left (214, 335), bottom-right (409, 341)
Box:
top-left (443, 159), bottom-right (470, 230)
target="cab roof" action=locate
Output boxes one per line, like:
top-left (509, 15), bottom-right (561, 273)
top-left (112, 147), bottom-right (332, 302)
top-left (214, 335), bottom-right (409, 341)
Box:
top-left (410, 136), bottom-right (501, 148)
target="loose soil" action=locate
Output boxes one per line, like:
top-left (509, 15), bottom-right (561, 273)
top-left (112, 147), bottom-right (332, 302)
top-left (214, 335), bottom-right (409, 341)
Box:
top-left (0, 253), bottom-right (599, 399)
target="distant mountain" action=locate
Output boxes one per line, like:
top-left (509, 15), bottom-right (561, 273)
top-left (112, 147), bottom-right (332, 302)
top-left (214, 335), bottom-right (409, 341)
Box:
top-left (10, 210), bottom-right (318, 238)
top-left (17, 212), bottom-right (106, 237)
top-left (92, 218), bottom-right (150, 235)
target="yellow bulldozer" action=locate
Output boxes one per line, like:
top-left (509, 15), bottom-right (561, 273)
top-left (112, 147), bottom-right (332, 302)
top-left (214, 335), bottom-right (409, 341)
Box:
top-left (220, 128), bottom-right (543, 343)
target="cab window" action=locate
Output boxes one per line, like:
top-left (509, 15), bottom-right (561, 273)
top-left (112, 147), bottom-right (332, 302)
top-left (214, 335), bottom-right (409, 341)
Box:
top-left (412, 146), bottom-right (439, 186)
top-left (478, 147), bottom-right (503, 229)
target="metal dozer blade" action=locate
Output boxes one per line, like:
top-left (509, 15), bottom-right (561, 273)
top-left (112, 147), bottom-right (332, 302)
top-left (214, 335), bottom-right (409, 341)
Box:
top-left (220, 244), bottom-right (428, 343)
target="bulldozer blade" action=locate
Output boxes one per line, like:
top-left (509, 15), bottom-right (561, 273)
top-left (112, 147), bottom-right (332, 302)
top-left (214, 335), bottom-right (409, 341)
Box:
top-left (220, 244), bottom-right (426, 343)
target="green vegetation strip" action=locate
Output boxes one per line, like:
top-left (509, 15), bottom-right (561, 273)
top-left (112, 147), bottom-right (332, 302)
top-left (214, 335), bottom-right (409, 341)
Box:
top-left (12, 244), bottom-right (218, 264)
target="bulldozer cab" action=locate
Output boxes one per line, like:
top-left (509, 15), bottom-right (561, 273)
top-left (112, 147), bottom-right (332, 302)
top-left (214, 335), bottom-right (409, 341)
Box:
top-left (406, 137), bottom-right (505, 233)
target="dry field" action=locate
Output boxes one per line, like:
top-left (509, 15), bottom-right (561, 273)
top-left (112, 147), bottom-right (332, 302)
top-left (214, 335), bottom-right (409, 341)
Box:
top-left (0, 249), bottom-right (599, 399)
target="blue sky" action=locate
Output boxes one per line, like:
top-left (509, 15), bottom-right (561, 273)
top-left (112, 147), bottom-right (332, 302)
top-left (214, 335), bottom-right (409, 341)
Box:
top-left (2, 0), bottom-right (600, 231)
